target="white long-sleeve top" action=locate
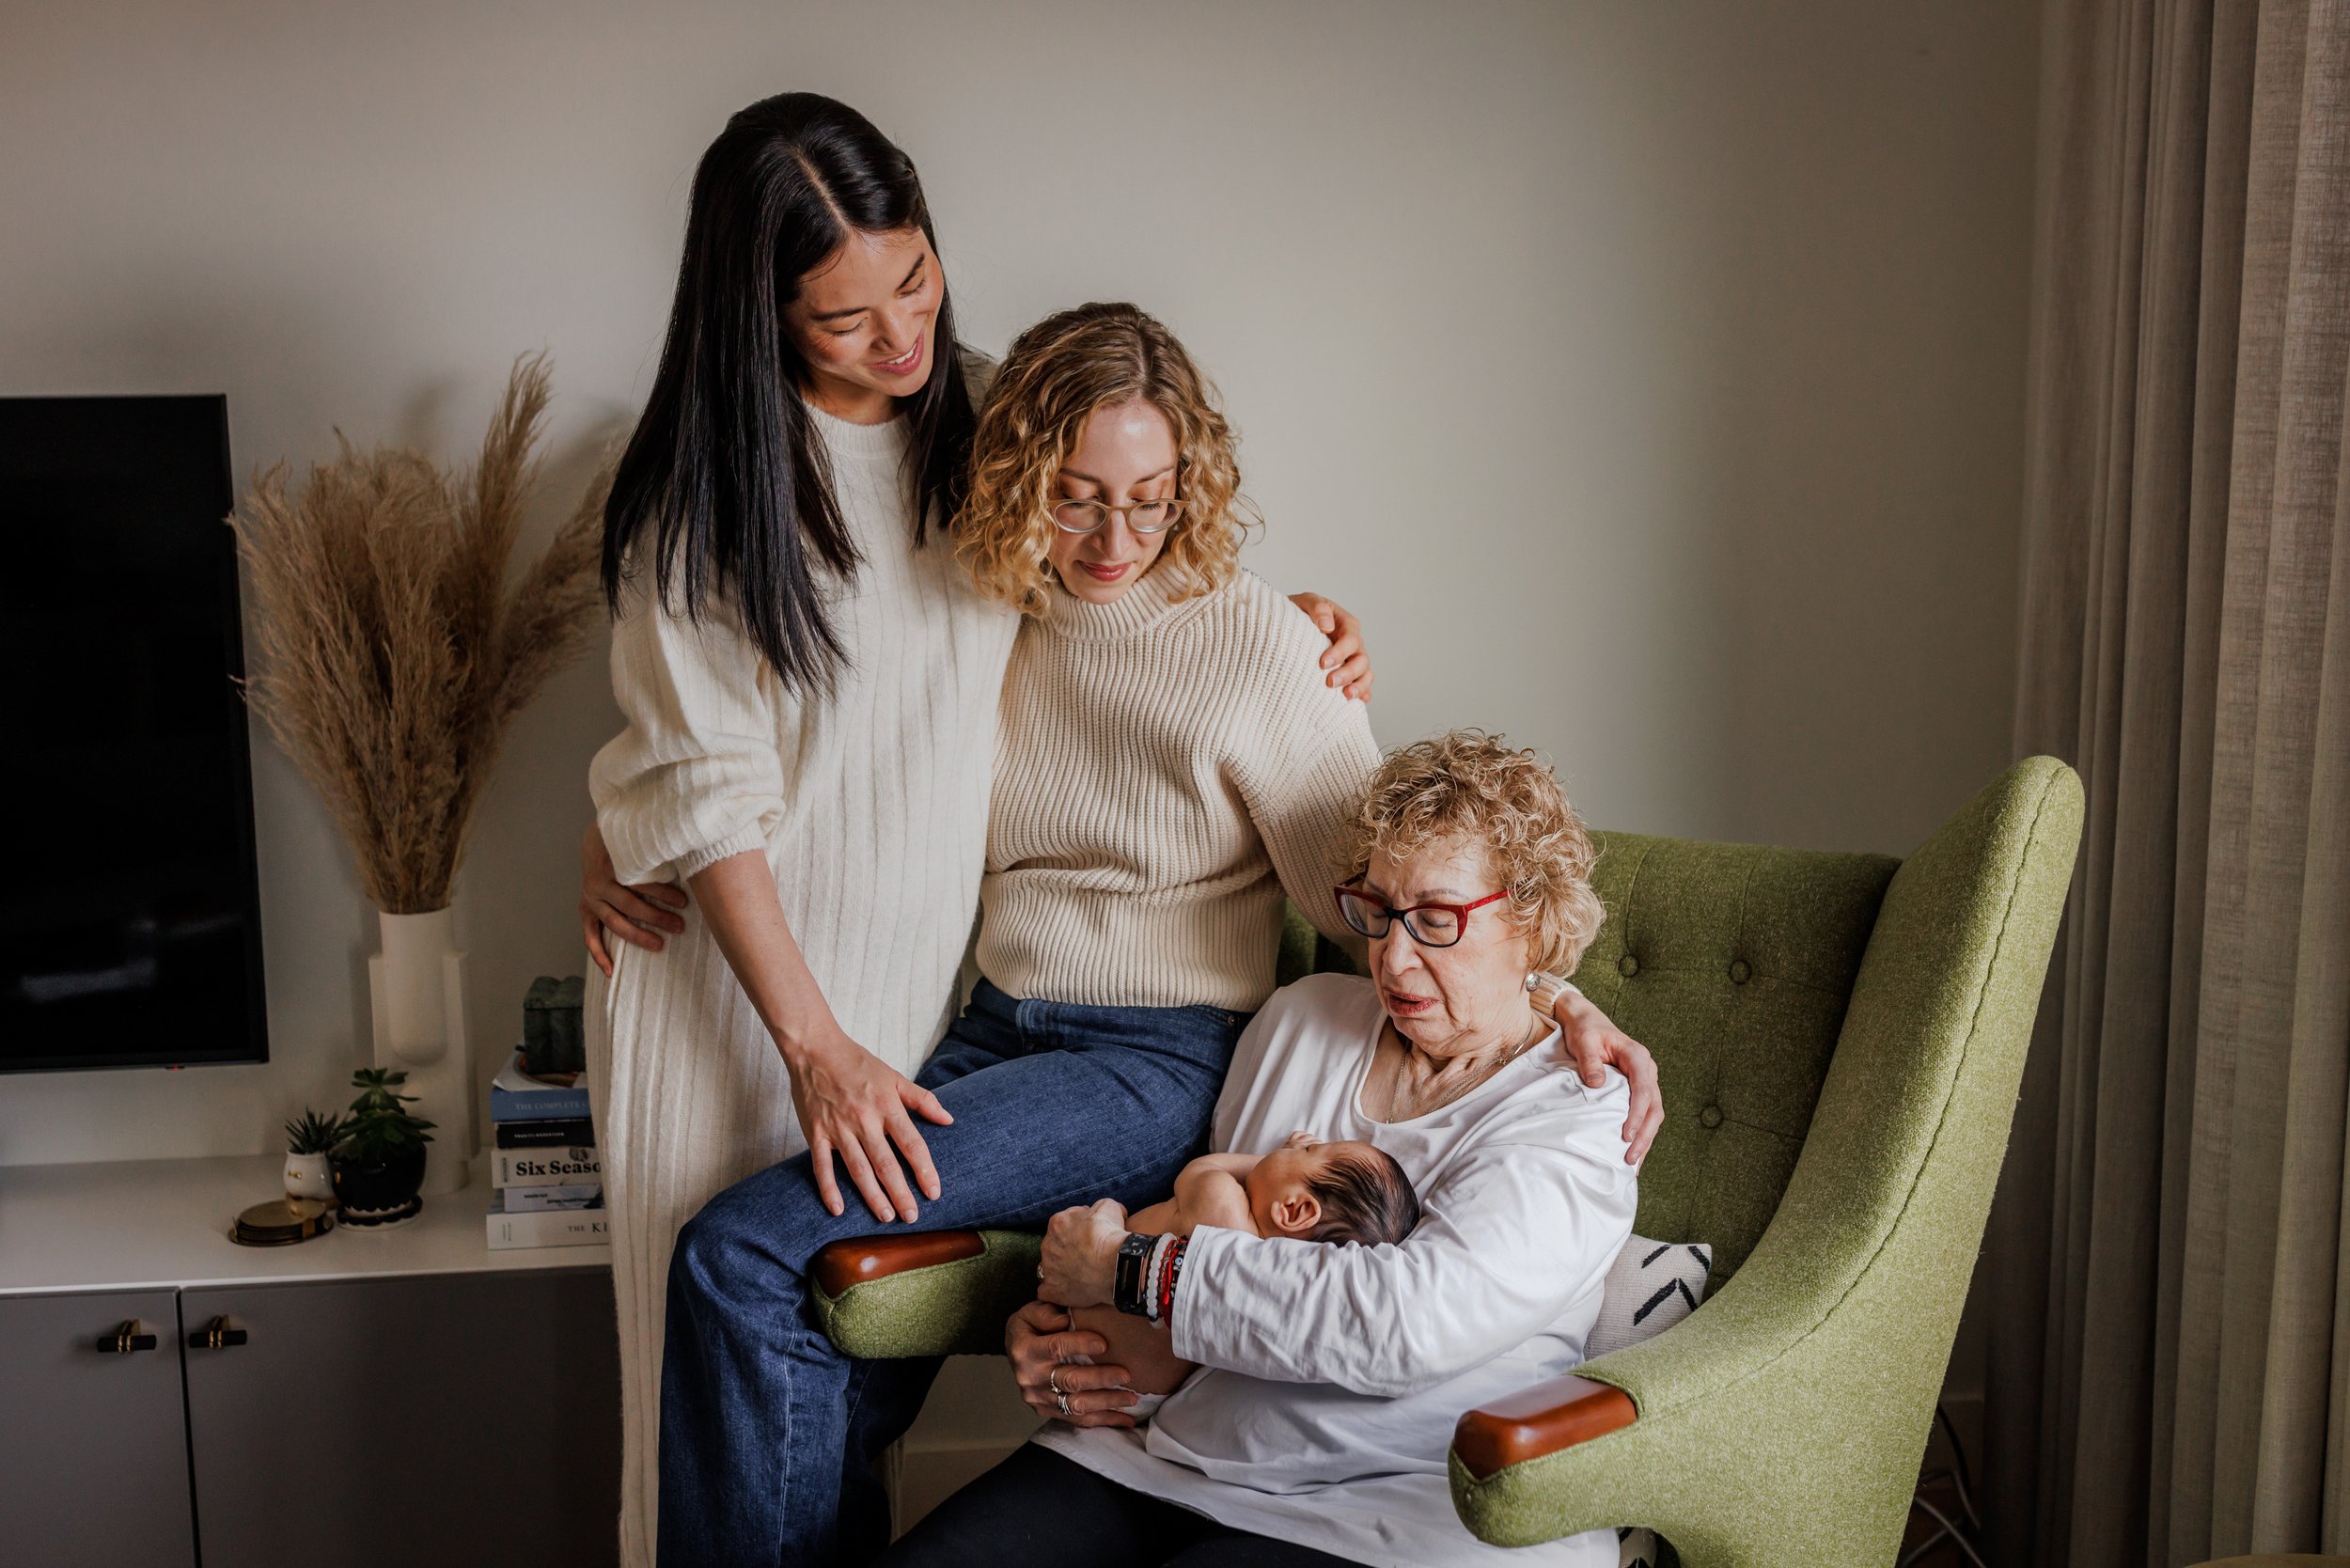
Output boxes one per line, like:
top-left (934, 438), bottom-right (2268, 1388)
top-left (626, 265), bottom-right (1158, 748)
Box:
top-left (583, 404), bottom-right (1017, 1567)
top-left (588, 408), bottom-right (1019, 1070)
top-left (1037, 973), bottom-right (1636, 1568)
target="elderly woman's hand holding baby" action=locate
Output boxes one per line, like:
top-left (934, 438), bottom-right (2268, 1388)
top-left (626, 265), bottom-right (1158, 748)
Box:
top-left (1014, 1208), bottom-right (1144, 1429)
top-left (1005, 1301), bottom-right (1142, 1428)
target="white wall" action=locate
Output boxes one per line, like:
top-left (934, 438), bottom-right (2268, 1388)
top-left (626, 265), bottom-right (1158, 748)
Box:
top-left (0, 0), bottom-right (2039, 1169)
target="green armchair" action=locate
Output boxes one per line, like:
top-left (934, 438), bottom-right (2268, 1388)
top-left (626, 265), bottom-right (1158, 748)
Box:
top-left (812, 757), bottom-right (2083, 1567)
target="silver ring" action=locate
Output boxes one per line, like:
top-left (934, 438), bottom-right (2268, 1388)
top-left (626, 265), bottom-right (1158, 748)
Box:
top-left (1048, 1365), bottom-right (1066, 1395)
top-left (1055, 1389), bottom-right (1073, 1417)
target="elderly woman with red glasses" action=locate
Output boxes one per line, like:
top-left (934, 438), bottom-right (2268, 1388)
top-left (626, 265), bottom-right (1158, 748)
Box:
top-left (885, 729), bottom-right (1644, 1568)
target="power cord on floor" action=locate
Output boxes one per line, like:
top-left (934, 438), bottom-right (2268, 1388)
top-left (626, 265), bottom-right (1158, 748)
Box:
top-left (1899, 1402), bottom-right (1991, 1568)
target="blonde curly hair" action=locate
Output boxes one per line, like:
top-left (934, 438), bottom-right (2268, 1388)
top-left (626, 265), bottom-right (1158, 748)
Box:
top-left (957, 302), bottom-right (1255, 615)
top-left (1351, 730), bottom-right (1606, 976)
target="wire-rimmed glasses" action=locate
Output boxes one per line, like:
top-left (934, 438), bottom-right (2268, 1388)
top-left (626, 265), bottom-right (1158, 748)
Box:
top-left (1049, 496), bottom-right (1185, 535)
top-left (1333, 880), bottom-right (1511, 948)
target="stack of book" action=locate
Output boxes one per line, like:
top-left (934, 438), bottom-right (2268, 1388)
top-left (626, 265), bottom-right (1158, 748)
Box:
top-left (484, 1048), bottom-right (608, 1250)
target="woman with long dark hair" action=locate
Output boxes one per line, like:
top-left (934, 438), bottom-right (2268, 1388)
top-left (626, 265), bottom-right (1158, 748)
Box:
top-left (579, 96), bottom-right (1375, 1566)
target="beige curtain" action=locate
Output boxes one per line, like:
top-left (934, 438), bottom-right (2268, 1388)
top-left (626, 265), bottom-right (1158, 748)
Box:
top-left (1985, 0), bottom-right (2350, 1563)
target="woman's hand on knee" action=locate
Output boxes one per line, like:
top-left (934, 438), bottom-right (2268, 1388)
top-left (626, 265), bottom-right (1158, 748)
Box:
top-left (785, 1028), bottom-right (954, 1222)
top-left (1005, 1302), bottom-right (1136, 1429)
top-left (578, 822), bottom-right (689, 977)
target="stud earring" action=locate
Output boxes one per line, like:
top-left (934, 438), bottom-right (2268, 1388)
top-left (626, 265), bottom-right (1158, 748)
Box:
top-left (1525, 970), bottom-right (1573, 1014)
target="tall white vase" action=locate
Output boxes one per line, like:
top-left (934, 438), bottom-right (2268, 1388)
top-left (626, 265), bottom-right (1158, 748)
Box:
top-left (368, 907), bottom-right (474, 1196)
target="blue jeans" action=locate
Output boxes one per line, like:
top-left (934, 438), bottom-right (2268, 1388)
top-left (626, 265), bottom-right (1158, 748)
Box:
top-left (657, 980), bottom-right (1248, 1568)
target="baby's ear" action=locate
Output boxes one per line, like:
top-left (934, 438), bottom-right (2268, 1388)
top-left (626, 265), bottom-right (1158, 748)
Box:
top-left (1270, 1192), bottom-right (1321, 1236)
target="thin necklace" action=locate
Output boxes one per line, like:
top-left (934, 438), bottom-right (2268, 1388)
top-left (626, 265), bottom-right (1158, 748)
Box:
top-left (1391, 1013), bottom-right (1546, 1116)
top-left (1504, 1010), bottom-right (1547, 1063)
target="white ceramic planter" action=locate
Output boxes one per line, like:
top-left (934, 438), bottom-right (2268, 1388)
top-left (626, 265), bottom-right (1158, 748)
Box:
top-left (283, 1151), bottom-right (335, 1202)
top-left (368, 907), bottom-right (474, 1196)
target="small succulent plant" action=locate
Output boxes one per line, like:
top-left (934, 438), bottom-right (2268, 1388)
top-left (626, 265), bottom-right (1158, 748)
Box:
top-left (283, 1107), bottom-right (346, 1156)
top-left (336, 1067), bottom-right (437, 1165)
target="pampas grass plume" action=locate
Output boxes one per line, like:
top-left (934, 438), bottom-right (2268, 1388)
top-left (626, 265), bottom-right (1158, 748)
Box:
top-left (230, 353), bottom-right (612, 913)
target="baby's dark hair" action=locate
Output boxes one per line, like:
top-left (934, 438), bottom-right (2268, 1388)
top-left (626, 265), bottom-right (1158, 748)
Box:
top-left (1305, 1146), bottom-right (1422, 1247)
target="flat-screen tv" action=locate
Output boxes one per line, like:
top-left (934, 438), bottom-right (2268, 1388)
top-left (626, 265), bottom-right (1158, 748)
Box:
top-left (2, 395), bottom-right (269, 1071)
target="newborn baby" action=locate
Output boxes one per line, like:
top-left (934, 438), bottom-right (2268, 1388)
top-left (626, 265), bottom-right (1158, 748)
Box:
top-left (1070, 1132), bottom-right (1421, 1412)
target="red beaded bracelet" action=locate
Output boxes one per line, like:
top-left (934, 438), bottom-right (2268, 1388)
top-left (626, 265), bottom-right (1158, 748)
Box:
top-left (1157, 1235), bottom-right (1188, 1323)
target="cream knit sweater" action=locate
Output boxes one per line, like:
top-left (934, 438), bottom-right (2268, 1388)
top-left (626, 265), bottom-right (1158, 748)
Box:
top-left (979, 567), bottom-right (1380, 1010)
top-left (583, 407), bottom-right (1016, 1568)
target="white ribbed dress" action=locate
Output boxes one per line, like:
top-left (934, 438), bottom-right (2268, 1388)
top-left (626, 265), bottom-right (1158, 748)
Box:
top-left (583, 407), bottom-right (1016, 1568)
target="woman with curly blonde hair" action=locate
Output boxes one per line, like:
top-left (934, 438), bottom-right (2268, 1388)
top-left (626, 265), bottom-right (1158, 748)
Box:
top-left (957, 302), bottom-right (1250, 616)
top-left (647, 299), bottom-right (1661, 1566)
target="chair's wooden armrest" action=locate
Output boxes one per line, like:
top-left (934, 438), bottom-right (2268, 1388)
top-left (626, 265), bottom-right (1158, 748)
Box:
top-left (812, 1231), bottom-right (986, 1298)
top-left (1451, 1373), bottom-right (1638, 1481)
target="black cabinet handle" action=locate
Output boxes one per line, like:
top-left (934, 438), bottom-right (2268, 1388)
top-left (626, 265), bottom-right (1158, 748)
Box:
top-left (188, 1316), bottom-right (247, 1350)
top-left (100, 1319), bottom-right (158, 1353)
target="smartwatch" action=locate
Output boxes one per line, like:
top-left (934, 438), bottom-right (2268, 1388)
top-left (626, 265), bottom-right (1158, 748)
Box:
top-left (1113, 1231), bottom-right (1156, 1316)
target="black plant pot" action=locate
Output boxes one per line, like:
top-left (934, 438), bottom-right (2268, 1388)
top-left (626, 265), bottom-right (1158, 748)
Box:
top-left (331, 1145), bottom-right (428, 1226)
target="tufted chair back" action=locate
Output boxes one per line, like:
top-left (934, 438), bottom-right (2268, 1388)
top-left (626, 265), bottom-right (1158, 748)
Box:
top-left (1283, 834), bottom-right (1900, 1287)
top-left (1567, 836), bottom-right (1898, 1285)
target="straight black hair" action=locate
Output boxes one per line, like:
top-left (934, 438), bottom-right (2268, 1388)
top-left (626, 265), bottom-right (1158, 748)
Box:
top-left (602, 93), bottom-right (976, 694)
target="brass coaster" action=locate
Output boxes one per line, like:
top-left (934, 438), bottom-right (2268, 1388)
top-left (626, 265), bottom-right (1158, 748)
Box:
top-left (230, 1197), bottom-right (336, 1247)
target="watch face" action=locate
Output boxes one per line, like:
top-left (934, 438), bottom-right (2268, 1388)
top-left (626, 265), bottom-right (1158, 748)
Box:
top-left (1115, 1231), bottom-right (1156, 1314)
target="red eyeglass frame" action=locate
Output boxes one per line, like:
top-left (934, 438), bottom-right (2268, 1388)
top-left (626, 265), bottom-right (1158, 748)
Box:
top-left (1332, 879), bottom-right (1510, 947)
